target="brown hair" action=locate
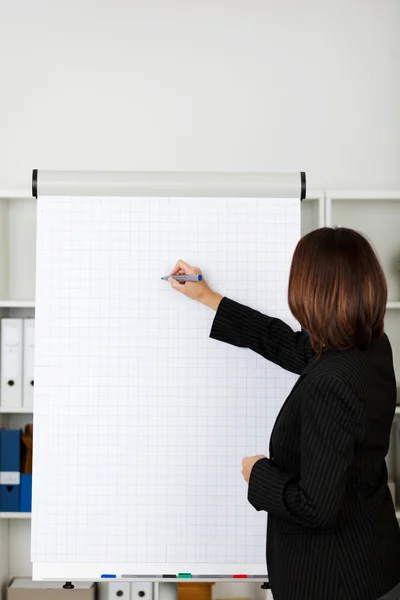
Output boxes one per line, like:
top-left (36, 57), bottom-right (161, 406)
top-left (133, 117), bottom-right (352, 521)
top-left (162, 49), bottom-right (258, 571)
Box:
top-left (288, 227), bottom-right (387, 353)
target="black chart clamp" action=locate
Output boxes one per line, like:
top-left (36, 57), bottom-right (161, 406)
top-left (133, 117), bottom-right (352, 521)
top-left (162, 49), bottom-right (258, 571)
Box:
top-left (300, 171), bottom-right (306, 201)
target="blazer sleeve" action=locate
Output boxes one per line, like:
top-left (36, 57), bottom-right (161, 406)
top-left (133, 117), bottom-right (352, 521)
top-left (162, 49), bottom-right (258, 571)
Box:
top-left (209, 296), bottom-right (314, 375)
top-left (247, 375), bottom-right (364, 529)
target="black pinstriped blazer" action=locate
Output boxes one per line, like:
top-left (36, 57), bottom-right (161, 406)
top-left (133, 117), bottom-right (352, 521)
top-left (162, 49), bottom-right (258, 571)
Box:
top-left (210, 298), bottom-right (400, 600)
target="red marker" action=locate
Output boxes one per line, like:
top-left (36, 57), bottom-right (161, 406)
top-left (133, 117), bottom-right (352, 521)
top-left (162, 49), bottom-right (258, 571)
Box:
top-left (233, 575), bottom-right (247, 579)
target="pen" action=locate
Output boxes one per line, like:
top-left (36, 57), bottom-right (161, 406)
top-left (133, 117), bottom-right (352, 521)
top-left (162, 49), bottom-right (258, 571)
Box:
top-left (161, 274), bottom-right (203, 282)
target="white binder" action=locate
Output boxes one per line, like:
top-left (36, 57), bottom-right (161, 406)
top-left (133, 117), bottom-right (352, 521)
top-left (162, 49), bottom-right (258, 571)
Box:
top-left (1, 318), bottom-right (23, 409)
top-left (23, 318), bottom-right (35, 409)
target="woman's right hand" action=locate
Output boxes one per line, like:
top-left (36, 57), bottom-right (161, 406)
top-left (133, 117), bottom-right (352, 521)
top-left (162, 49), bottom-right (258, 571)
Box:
top-left (168, 260), bottom-right (223, 311)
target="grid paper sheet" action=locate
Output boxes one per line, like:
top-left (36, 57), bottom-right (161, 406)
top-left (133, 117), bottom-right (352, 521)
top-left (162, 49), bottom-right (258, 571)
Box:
top-left (32, 196), bottom-right (300, 578)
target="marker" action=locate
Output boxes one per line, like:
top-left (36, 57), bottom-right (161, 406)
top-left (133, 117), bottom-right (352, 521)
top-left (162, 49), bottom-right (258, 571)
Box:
top-left (233, 574), bottom-right (248, 579)
top-left (101, 574), bottom-right (117, 579)
top-left (178, 573), bottom-right (192, 579)
top-left (191, 575), bottom-right (229, 579)
top-left (161, 274), bottom-right (203, 282)
top-left (122, 575), bottom-right (162, 578)
top-left (162, 575), bottom-right (176, 578)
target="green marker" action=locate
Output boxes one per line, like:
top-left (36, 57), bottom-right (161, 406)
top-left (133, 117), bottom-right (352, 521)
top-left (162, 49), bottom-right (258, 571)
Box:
top-left (178, 573), bottom-right (192, 578)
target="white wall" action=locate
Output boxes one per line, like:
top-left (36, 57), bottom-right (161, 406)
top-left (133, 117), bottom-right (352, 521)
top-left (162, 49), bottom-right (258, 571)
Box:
top-left (0, 0), bottom-right (399, 194)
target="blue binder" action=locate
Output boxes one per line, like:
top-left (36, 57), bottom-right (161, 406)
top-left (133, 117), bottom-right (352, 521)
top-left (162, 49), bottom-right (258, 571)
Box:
top-left (0, 430), bottom-right (21, 512)
top-left (20, 474), bottom-right (32, 512)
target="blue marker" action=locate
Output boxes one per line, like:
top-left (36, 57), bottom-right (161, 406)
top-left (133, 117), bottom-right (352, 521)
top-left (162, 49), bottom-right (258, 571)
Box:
top-left (161, 274), bottom-right (202, 282)
top-left (101, 574), bottom-right (117, 579)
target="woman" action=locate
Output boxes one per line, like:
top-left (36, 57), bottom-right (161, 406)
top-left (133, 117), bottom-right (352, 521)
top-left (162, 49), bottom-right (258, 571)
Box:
top-left (168, 228), bottom-right (400, 600)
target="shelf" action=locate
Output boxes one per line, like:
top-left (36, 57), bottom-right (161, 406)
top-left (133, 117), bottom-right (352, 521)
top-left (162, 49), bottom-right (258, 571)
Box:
top-left (0, 406), bottom-right (33, 414)
top-left (303, 191), bottom-right (325, 201)
top-left (0, 508), bottom-right (398, 521)
top-left (1, 406), bottom-right (399, 415)
top-left (387, 302), bottom-right (400, 310)
top-left (0, 512), bottom-right (31, 519)
top-left (0, 299), bottom-right (397, 311)
top-left (0, 191), bottom-right (32, 200)
top-left (0, 300), bottom-right (35, 308)
top-left (327, 191), bottom-right (400, 201)
top-left (1, 405), bottom-right (397, 414)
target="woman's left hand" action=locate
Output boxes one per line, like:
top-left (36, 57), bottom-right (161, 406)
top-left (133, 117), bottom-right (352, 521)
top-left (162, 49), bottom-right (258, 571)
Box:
top-left (241, 455), bottom-right (266, 483)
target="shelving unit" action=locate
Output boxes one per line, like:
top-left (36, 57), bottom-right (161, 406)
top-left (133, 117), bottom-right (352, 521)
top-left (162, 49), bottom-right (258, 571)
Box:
top-left (0, 195), bottom-right (36, 592)
top-left (325, 191), bottom-right (400, 376)
top-left (326, 191), bottom-right (400, 529)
